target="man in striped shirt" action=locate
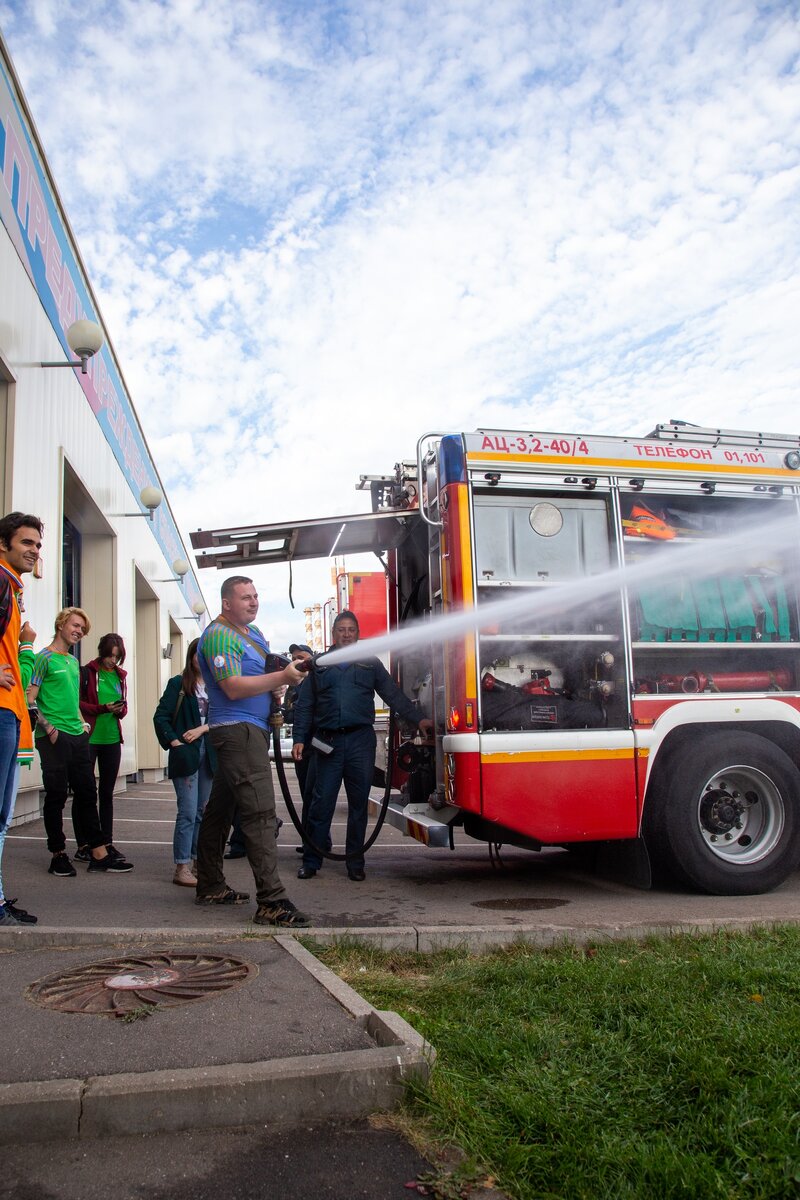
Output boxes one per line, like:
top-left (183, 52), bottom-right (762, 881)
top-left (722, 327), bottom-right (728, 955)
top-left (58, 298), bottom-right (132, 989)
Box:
top-left (195, 575), bottom-right (310, 927)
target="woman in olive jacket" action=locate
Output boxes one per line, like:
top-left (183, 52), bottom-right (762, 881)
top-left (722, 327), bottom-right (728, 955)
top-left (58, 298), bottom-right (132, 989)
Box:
top-left (153, 639), bottom-right (217, 887)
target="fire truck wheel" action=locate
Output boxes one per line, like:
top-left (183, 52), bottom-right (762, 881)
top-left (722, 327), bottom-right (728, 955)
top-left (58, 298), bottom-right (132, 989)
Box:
top-left (649, 731), bottom-right (800, 896)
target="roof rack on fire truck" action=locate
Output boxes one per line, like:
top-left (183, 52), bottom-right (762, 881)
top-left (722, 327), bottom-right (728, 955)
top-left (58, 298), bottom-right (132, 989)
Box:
top-left (356, 462), bottom-right (419, 513)
top-left (648, 420), bottom-right (800, 450)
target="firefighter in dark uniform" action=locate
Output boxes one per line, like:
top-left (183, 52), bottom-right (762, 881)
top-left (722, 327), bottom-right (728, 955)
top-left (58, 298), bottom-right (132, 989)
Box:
top-left (291, 611), bottom-right (432, 881)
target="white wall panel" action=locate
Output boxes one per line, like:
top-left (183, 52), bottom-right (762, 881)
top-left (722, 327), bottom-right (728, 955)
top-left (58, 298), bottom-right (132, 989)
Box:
top-left (1, 35), bottom-right (208, 825)
top-left (1, 231), bottom-right (203, 816)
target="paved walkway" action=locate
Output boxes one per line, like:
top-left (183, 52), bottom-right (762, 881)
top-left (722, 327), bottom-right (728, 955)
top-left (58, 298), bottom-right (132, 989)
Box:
top-left (6, 777), bottom-right (800, 945)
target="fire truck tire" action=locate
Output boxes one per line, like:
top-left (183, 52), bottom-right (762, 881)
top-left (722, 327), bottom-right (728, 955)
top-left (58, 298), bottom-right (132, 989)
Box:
top-left (647, 731), bottom-right (800, 895)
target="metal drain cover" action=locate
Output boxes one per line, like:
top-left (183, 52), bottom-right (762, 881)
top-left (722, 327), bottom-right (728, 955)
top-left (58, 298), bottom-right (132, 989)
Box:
top-left (27, 952), bottom-right (258, 1017)
top-left (471, 897), bottom-right (570, 911)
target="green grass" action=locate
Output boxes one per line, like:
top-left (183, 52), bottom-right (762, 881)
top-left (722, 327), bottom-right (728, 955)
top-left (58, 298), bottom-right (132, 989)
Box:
top-left (310, 928), bottom-right (800, 1200)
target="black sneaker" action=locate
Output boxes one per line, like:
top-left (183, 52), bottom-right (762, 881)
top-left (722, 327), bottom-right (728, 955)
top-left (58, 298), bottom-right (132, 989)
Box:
top-left (87, 853), bottom-right (133, 873)
top-left (105, 844), bottom-right (125, 862)
top-left (73, 845), bottom-right (91, 862)
top-left (49, 852), bottom-right (77, 877)
top-left (195, 886), bottom-right (250, 905)
top-left (0, 904), bottom-right (21, 927)
top-left (4, 898), bottom-right (37, 924)
top-left (253, 898), bottom-right (310, 927)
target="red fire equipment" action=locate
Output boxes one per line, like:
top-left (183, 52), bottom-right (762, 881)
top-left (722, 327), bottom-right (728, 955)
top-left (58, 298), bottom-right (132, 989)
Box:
top-left (639, 668), bottom-right (792, 694)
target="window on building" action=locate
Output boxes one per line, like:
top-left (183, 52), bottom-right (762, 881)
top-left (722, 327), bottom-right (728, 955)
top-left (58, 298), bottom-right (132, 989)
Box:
top-left (62, 515), bottom-right (82, 609)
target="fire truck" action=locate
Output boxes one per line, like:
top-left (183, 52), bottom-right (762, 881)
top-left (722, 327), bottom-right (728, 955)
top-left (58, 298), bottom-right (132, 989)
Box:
top-left (191, 421), bottom-right (800, 895)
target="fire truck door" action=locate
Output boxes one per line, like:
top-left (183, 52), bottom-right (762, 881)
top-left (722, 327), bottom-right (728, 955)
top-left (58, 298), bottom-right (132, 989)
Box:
top-left (190, 509), bottom-right (418, 568)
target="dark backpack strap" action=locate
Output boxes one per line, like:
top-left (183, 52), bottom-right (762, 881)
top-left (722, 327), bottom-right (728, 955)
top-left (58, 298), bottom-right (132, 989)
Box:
top-left (209, 618), bottom-right (269, 665)
top-left (0, 571), bottom-right (14, 642)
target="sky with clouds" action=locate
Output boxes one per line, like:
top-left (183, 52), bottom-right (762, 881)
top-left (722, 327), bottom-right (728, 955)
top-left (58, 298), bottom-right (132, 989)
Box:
top-left (1, 0), bottom-right (799, 648)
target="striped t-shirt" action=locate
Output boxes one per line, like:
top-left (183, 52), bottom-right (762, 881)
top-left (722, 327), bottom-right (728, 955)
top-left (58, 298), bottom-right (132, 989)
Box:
top-left (197, 620), bottom-right (271, 731)
top-left (30, 649), bottom-right (85, 736)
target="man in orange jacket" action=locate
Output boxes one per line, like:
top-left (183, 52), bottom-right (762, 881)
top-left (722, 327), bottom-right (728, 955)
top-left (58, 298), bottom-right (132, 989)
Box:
top-left (0, 512), bottom-right (42, 927)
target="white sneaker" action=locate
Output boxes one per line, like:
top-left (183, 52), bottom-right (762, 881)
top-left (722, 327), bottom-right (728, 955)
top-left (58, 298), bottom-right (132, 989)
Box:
top-left (173, 864), bottom-right (197, 888)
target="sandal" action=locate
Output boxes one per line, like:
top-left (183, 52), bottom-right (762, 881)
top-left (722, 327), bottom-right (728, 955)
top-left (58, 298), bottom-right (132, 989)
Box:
top-left (253, 899), bottom-right (310, 928)
top-left (195, 886), bottom-right (250, 906)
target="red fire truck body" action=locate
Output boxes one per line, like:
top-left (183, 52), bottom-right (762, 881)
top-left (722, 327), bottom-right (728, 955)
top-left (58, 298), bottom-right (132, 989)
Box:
top-left (336, 570), bottom-right (389, 642)
top-left (191, 421), bottom-right (800, 894)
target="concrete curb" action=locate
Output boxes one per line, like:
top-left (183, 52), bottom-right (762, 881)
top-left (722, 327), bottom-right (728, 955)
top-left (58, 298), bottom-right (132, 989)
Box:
top-left (0, 924), bottom-right (419, 950)
top-left (275, 935), bottom-right (435, 1059)
top-left (0, 1047), bottom-right (428, 1145)
top-left (3, 912), bottom-right (799, 951)
top-left (407, 914), bottom-right (800, 950)
top-left (0, 937), bottom-right (434, 1146)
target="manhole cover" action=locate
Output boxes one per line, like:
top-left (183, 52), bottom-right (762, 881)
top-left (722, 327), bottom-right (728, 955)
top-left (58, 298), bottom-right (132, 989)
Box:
top-left (471, 897), bottom-right (570, 911)
top-left (26, 952), bottom-right (258, 1018)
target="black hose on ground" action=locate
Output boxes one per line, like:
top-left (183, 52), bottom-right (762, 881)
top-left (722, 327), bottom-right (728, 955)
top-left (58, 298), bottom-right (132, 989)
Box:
top-left (271, 709), bottom-right (397, 863)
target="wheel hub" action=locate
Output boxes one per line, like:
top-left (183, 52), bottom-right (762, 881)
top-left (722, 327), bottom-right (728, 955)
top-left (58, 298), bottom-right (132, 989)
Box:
top-left (696, 764), bottom-right (784, 866)
top-left (700, 784), bottom-right (743, 835)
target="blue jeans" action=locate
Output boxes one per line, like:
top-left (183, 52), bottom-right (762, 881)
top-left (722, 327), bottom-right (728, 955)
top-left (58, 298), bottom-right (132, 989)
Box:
top-left (172, 742), bottom-right (213, 864)
top-left (0, 710), bottom-right (21, 903)
top-left (303, 725), bottom-right (376, 871)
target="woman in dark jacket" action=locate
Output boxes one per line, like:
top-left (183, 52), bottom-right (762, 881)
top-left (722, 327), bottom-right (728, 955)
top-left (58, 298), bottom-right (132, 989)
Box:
top-left (153, 639), bottom-right (216, 887)
top-left (76, 632), bottom-right (127, 860)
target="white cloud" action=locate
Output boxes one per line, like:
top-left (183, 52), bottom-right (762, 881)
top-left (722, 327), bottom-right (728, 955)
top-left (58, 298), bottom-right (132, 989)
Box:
top-left (2, 0), bottom-right (800, 647)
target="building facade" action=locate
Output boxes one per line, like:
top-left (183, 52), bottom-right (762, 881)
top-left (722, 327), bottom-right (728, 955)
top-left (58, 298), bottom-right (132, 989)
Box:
top-left (0, 31), bottom-right (205, 819)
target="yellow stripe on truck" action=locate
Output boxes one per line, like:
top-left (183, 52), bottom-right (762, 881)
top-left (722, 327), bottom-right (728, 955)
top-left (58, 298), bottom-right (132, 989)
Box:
top-left (467, 452), bottom-right (796, 477)
top-left (456, 485), bottom-right (477, 686)
top-left (481, 747), bottom-right (648, 765)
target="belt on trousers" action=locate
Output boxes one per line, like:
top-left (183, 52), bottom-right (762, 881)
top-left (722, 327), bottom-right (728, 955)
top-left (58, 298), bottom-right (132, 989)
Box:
top-left (317, 725), bottom-right (368, 736)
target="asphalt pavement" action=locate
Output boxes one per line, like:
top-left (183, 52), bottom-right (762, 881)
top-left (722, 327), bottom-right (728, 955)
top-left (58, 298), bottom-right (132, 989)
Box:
top-left (5, 774), bottom-right (800, 946)
top-left (0, 1120), bottom-right (437, 1200)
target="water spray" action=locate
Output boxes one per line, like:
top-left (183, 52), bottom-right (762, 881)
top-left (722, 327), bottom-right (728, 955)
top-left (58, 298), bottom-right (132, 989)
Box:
top-left (322, 509), bottom-right (800, 670)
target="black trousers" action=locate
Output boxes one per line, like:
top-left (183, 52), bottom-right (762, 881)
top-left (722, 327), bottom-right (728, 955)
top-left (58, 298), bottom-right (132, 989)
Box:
top-left (228, 754), bottom-right (320, 854)
top-left (72, 742), bottom-right (121, 847)
top-left (36, 731), bottom-right (104, 854)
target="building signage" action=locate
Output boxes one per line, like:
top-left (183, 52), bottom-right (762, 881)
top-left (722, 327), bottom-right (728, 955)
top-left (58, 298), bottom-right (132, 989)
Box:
top-left (0, 51), bottom-right (203, 610)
